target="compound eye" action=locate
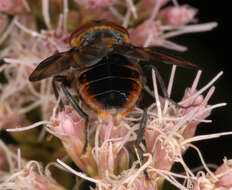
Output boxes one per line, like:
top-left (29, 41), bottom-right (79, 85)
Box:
top-left (69, 22), bottom-right (96, 47)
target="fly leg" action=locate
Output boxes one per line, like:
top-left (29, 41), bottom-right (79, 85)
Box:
top-left (143, 64), bottom-right (168, 99)
top-left (53, 75), bottom-right (89, 153)
top-left (143, 64), bottom-right (193, 108)
top-left (52, 77), bottom-right (65, 110)
top-left (135, 107), bottom-right (149, 179)
top-left (135, 64), bottom-right (169, 179)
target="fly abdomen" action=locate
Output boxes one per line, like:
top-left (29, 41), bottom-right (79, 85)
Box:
top-left (87, 77), bottom-right (138, 108)
top-left (78, 54), bottom-right (143, 117)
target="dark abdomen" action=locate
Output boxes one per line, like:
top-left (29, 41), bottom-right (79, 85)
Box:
top-left (78, 53), bottom-right (142, 118)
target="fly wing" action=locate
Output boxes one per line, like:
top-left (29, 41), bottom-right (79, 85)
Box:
top-left (113, 43), bottom-right (200, 70)
top-left (29, 40), bottom-right (112, 82)
top-left (29, 50), bottom-right (78, 81)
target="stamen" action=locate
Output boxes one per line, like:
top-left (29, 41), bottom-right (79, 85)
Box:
top-left (17, 148), bottom-right (21, 170)
top-left (57, 159), bottom-right (109, 188)
top-left (161, 39), bottom-right (188, 51)
top-left (152, 69), bottom-right (162, 122)
top-left (168, 65), bottom-right (176, 97)
top-left (15, 19), bottom-right (42, 37)
top-left (42, 0), bottom-right (51, 29)
top-left (144, 32), bottom-right (153, 47)
top-left (126, 0), bottom-right (137, 19)
top-left (191, 70), bottom-right (202, 93)
top-left (94, 122), bottom-right (102, 165)
top-left (173, 106), bottom-right (199, 131)
top-left (122, 9), bottom-right (131, 28)
top-left (163, 22), bottom-right (218, 39)
top-left (22, 0), bottom-right (31, 12)
top-left (188, 144), bottom-right (217, 181)
top-left (183, 131), bottom-right (232, 145)
top-left (164, 65), bottom-right (176, 114)
top-left (3, 57), bottom-right (42, 67)
top-left (202, 86), bottom-right (215, 105)
top-left (180, 71), bottom-right (223, 105)
top-left (125, 153), bottom-right (152, 185)
top-left (152, 167), bottom-right (188, 190)
top-left (194, 102), bottom-right (227, 119)
top-left (63, 0), bottom-right (68, 31)
top-left (18, 101), bottom-right (41, 115)
top-left (0, 16), bottom-right (16, 45)
top-left (6, 121), bottom-right (49, 132)
top-left (150, 0), bottom-right (162, 20)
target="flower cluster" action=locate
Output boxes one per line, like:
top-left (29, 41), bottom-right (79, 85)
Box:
top-left (0, 0), bottom-right (230, 190)
top-left (0, 140), bottom-right (66, 190)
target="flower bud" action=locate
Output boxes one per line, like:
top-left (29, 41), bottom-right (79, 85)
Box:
top-left (49, 106), bottom-right (98, 177)
top-left (158, 5), bottom-right (197, 27)
top-left (129, 20), bottom-right (162, 47)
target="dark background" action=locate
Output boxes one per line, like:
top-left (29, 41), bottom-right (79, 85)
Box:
top-left (167, 0), bottom-right (231, 169)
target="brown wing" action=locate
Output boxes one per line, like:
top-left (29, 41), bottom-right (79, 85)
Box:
top-left (29, 50), bottom-right (78, 81)
top-left (113, 43), bottom-right (199, 69)
top-left (29, 40), bottom-right (112, 81)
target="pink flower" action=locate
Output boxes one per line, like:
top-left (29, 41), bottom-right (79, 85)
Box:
top-left (95, 119), bottom-right (132, 176)
top-left (129, 19), bottom-right (162, 47)
top-left (0, 160), bottom-right (66, 190)
top-left (158, 5), bottom-right (197, 27)
top-left (191, 158), bottom-right (232, 190)
top-left (49, 106), bottom-right (98, 177)
top-left (144, 70), bottom-right (224, 172)
top-left (0, 0), bottom-right (28, 14)
top-left (49, 106), bottom-right (132, 177)
top-left (215, 159), bottom-right (232, 188)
